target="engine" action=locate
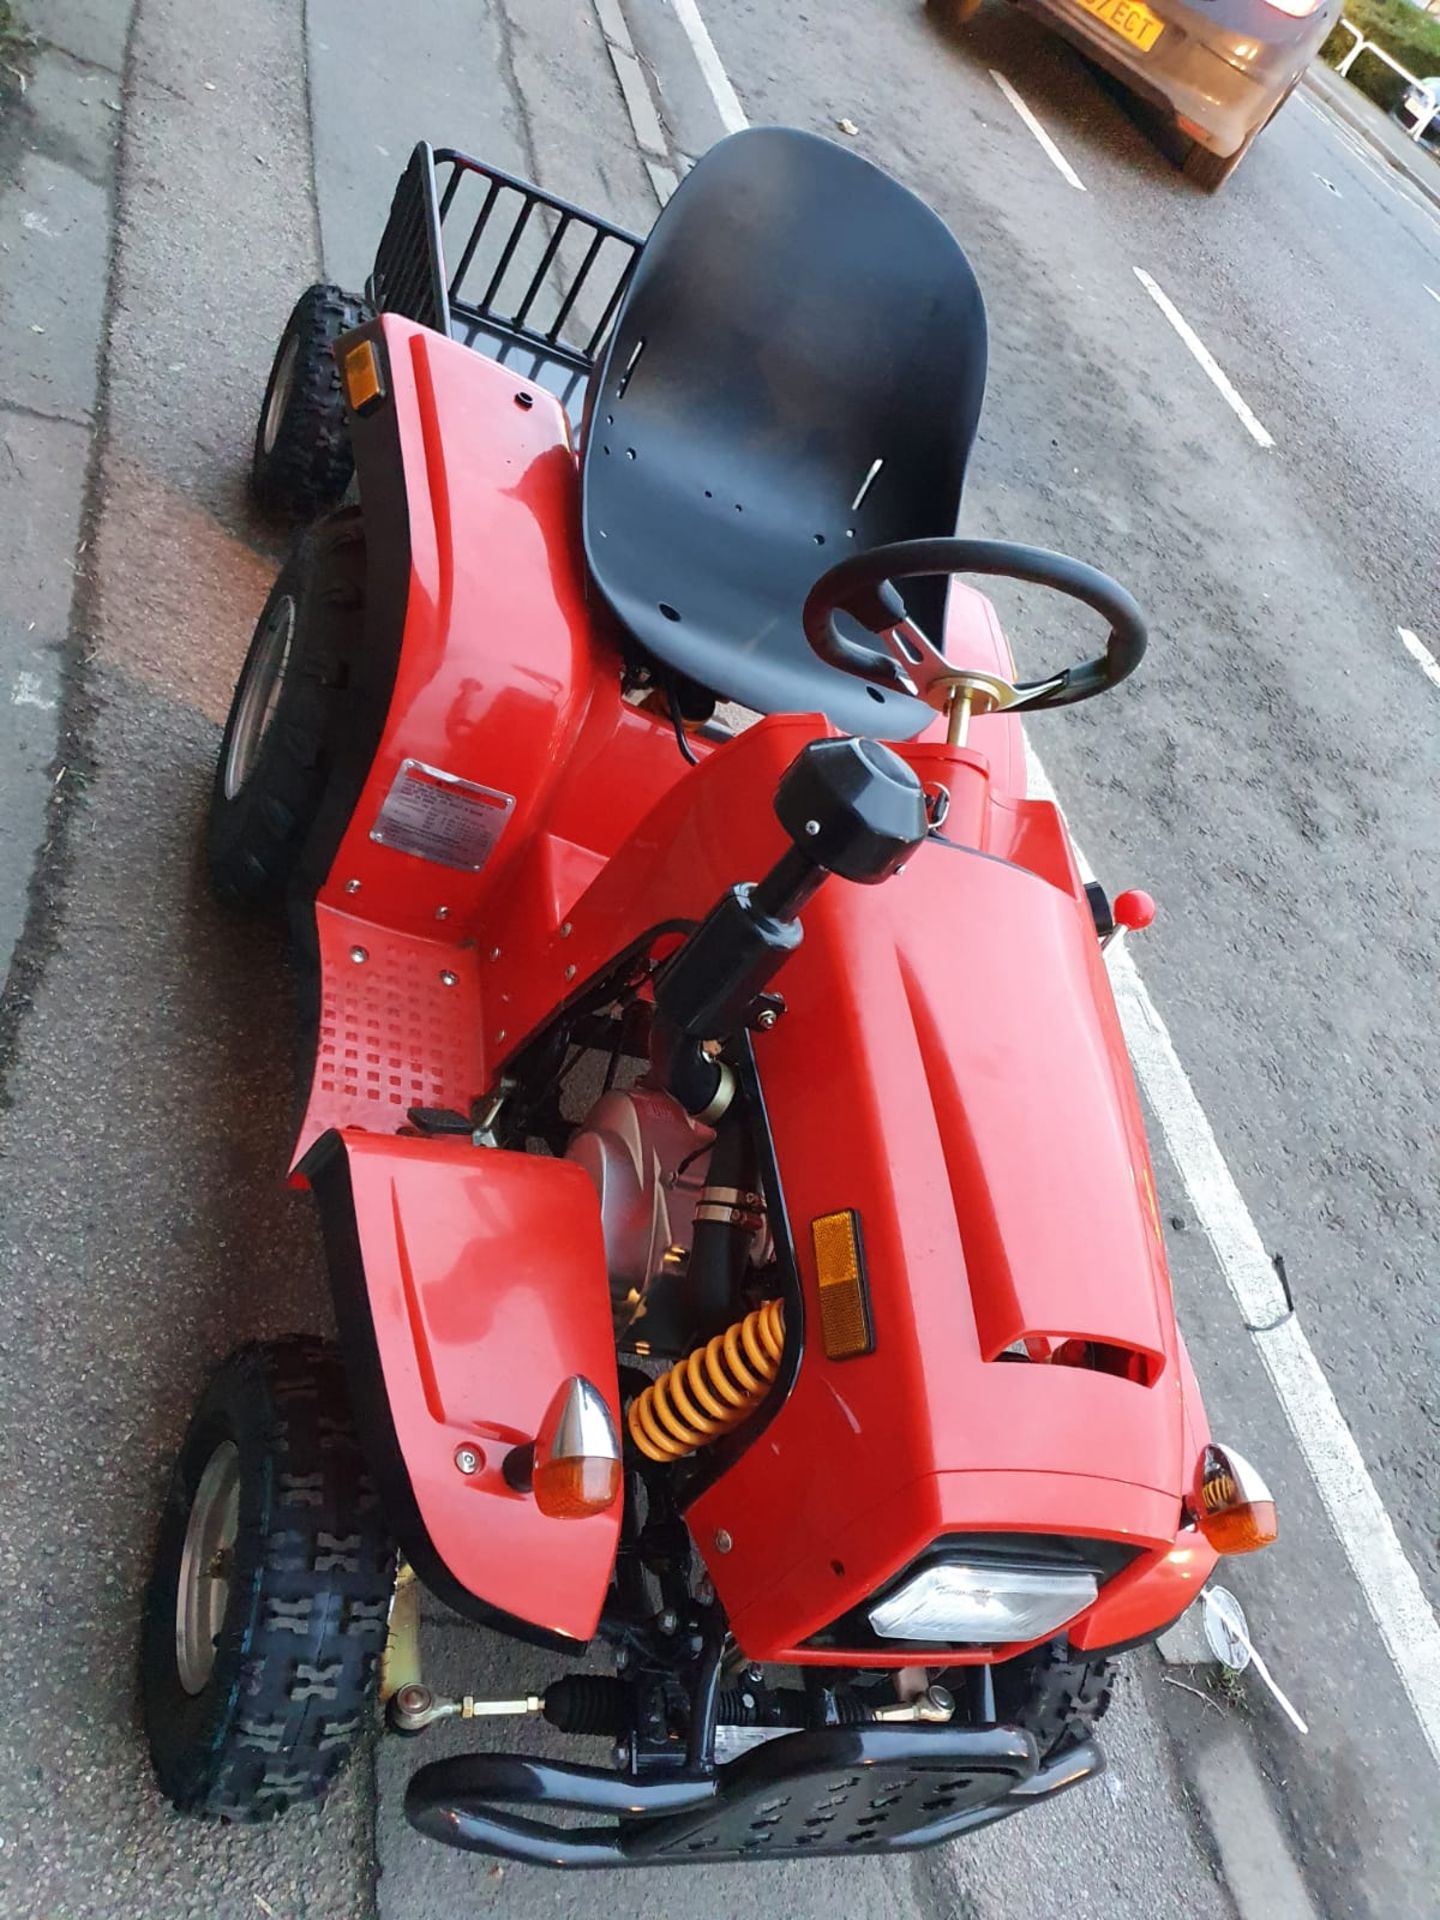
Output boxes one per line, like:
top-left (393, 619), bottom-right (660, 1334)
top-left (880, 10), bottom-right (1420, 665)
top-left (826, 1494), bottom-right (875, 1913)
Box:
top-left (565, 1088), bottom-right (715, 1336)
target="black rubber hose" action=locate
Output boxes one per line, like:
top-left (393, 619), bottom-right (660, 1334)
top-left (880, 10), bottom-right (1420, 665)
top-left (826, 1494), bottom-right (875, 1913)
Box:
top-left (684, 1120), bottom-right (758, 1343)
top-left (542, 1675), bottom-right (635, 1737)
top-left (648, 1014), bottom-right (726, 1119)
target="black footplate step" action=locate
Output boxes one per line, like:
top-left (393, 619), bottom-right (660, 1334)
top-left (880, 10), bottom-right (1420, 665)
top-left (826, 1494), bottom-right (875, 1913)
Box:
top-left (405, 1726), bottom-right (1103, 1867)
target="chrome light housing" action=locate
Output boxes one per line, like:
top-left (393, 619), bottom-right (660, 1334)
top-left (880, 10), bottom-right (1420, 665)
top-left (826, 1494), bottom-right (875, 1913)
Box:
top-left (868, 1558), bottom-right (1100, 1644)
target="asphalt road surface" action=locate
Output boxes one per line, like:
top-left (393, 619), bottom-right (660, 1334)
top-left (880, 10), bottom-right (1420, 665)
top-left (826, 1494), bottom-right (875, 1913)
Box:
top-left (0, 0), bottom-right (1436, 1917)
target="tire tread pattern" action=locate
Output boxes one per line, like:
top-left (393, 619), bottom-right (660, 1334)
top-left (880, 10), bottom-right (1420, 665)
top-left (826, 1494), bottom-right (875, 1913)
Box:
top-left (142, 1339), bottom-right (395, 1822)
top-left (252, 284), bottom-right (370, 519)
top-left (991, 1639), bottom-right (1115, 1763)
top-left (207, 512), bottom-right (365, 910)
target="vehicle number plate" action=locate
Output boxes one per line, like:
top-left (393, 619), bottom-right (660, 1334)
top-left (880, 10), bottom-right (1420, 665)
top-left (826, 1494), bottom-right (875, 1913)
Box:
top-left (371, 759), bottom-right (515, 871)
top-left (1074, 0), bottom-right (1164, 52)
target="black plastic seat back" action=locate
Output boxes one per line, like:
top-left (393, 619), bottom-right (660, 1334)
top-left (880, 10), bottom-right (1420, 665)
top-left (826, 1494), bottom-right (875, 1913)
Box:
top-left (582, 127), bottom-right (988, 740)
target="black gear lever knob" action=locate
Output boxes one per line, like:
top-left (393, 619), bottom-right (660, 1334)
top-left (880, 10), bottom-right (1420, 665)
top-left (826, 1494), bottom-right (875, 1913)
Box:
top-left (650, 739), bottom-right (928, 1114)
top-left (774, 737), bottom-right (929, 885)
top-left (748, 737), bottom-right (928, 925)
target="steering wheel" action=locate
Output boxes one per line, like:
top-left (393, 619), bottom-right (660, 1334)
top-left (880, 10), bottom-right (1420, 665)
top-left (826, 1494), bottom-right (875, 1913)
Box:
top-left (802, 537), bottom-right (1147, 739)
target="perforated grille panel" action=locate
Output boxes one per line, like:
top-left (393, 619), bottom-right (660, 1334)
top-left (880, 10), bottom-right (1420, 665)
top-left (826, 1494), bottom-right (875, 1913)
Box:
top-left (297, 913), bottom-right (486, 1163)
top-left (624, 1728), bottom-right (1032, 1863)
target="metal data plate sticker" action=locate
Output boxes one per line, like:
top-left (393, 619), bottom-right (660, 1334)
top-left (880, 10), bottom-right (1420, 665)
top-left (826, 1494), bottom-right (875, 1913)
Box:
top-left (372, 759), bottom-right (515, 872)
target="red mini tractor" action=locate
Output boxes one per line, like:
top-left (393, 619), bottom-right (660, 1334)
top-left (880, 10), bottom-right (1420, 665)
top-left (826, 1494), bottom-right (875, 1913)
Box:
top-left (140, 128), bottom-right (1277, 1867)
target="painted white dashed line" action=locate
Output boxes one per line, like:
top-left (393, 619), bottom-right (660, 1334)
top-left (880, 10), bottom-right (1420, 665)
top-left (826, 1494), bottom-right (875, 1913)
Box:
top-left (989, 70), bottom-right (1087, 191)
top-left (1133, 268), bottom-right (1274, 448)
top-left (1398, 626), bottom-right (1440, 689)
top-left (1299, 94), bottom-right (1440, 236)
top-left (1303, 102), bottom-right (1393, 187)
top-left (666, 0), bottom-right (1440, 1774)
top-left (668, 0), bottom-right (748, 134)
top-left (1426, 285), bottom-right (1440, 304)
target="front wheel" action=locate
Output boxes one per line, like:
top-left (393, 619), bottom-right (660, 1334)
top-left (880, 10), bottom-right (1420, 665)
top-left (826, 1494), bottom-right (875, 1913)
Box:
top-left (989, 1638), bottom-right (1113, 1761)
top-left (140, 1339), bottom-right (395, 1821)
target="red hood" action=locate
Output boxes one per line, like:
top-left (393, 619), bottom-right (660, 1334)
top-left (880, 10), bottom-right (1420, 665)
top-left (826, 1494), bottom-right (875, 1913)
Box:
top-left (892, 855), bottom-right (1170, 1375)
top-left (460, 700), bottom-right (1200, 1660)
top-left (687, 746), bottom-right (1192, 1657)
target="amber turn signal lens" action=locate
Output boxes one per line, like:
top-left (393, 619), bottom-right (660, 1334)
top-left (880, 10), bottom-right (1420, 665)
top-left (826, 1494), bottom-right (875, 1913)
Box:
top-left (342, 339), bottom-right (384, 412)
top-left (530, 1375), bottom-right (622, 1519)
top-left (533, 1452), bottom-right (622, 1520)
top-left (1197, 1501), bottom-right (1278, 1555)
top-left (1194, 1443), bottom-right (1278, 1555)
top-left (811, 1209), bottom-right (875, 1360)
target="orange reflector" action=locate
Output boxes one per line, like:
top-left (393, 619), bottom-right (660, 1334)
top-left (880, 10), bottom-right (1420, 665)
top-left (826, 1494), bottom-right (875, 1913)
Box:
top-left (342, 339), bottom-right (384, 412)
top-left (533, 1452), bottom-right (622, 1520)
top-left (811, 1209), bottom-right (874, 1359)
top-left (1193, 1443), bottom-right (1278, 1555)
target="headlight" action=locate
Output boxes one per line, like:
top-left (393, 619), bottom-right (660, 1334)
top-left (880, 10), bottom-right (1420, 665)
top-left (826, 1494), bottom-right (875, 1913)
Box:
top-left (868, 1559), bottom-right (1099, 1644)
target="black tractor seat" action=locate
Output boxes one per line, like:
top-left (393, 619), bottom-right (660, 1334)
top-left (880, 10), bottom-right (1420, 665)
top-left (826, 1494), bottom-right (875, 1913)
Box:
top-left (582, 126), bottom-right (989, 741)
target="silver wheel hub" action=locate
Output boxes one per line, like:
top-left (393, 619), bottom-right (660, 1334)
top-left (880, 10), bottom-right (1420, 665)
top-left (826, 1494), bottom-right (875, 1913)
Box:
top-left (223, 593), bottom-right (296, 800)
top-left (175, 1439), bottom-right (241, 1695)
top-left (262, 336), bottom-right (299, 456)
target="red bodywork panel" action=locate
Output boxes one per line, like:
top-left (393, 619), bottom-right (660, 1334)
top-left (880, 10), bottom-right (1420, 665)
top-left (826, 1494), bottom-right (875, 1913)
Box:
top-left (336, 1133), bottom-right (620, 1642)
top-left (294, 319), bottom-right (692, 1164)
top-left (297, 319), bottom-right (1216, 1657)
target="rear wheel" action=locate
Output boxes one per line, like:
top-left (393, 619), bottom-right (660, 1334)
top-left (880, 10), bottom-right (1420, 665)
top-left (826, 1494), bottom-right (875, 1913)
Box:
top-left (1182, 133), bottom-right (1253, 191)
top-left (208, 510), bottom-right (366, 909)
top-left (141, 1339), bottom-right (395, 1821)
top-left (990, 1639), bottom-right (1113, 1761)
top-left (252, 283), bottom-right (370, 519)
top-left (1180, 86), bottom-right (1293, 193)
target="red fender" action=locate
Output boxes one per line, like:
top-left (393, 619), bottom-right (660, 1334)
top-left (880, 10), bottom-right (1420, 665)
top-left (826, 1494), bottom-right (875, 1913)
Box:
top-left (304, 1129), bottom-right (621, 1645)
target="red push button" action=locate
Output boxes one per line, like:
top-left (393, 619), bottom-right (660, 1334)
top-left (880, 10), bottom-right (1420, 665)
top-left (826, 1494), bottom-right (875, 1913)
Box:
top-left (1113, 889), bottom-right (1156, 933)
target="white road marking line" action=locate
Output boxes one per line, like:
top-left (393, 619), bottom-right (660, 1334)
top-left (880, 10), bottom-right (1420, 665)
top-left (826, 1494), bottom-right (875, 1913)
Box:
top-left (989, 70), bottom-right (1087, 191)
top-left (1133, 268), bottom-right (1274, 448)
top-left (1426, 285), bottom-right (1440, 304)
top-left (1348, 138), bottom-right (1426, 208)
top-left (1398, 625), bottom-right (1440, 689)
top-left (668, 0), bottom-right (748, 134)
top-left (1112, 951), bottom-right (1440, 1769)
top-left (1026, 744), bottom-right (1440, 1770)
top-left (1333, 134), bottom-right (1392, 193)
top-left (10, 670), bottom-right (54, 710)
top-left (1301, 99), bottom-right (1388, 181)
top-left (1299, 93), bottom-right (1440, 236)
top-left (675, 0), bottom-right (1440, 1772)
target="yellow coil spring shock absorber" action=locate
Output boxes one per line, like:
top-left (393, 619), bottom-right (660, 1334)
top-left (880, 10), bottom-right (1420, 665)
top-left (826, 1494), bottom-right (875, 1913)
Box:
top-left (628, 1300), bottom-right (786, 1462)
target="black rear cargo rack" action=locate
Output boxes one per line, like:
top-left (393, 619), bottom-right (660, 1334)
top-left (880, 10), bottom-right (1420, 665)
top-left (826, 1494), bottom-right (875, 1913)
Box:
top-left (370, 143), bottom-right (644, 426)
